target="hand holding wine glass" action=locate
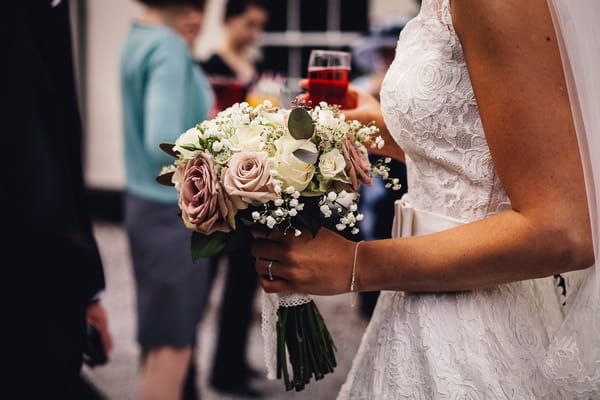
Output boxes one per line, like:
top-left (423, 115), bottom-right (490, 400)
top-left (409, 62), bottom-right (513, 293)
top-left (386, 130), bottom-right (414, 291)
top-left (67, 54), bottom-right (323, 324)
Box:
top-left (307, 49), bottom-right (351, 106)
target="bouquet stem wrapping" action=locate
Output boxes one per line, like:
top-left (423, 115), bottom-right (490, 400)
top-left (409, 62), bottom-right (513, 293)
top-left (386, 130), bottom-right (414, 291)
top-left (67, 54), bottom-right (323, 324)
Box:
top-left (262, 292), bottom-right (337, 391)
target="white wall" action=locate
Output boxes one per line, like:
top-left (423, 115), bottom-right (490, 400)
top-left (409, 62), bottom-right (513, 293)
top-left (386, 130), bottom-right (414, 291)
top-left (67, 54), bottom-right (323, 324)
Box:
top-left (370, 0), bottom-right (419, 26)
top-left (83, 0), bottom-right (417, 190)
top-left (84, 0), bottom-right (140, 190)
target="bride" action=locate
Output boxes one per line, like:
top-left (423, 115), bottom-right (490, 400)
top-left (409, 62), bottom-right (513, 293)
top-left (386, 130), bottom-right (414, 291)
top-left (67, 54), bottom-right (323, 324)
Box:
top-left (252, 0), bottom-right (600, 398)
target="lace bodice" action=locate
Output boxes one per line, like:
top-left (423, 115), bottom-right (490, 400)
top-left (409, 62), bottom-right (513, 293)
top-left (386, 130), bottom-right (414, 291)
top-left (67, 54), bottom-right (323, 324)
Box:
top-left (380, 0), bottom-right (510, 221)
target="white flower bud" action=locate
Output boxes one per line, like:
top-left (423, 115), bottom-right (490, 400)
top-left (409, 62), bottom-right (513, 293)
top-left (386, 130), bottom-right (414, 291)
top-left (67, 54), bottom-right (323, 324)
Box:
top-left (288, 208), bottom-right (298, 217)
top-left (251, 211), bottom-right (260, 221)
top-left (327, 191), bottom-right (338, 202)
top-left (274, 208), bottom-right (284, 217)
top-left (294, 229), bottom-right (302, 237)
top-left (289, 199), bottom-right (299, 208)
top-left (356, 213), bottom-right (364, 221)
top-left (274, 198), bottom-right (284, 206)
top-left (351, 227), bottom-right (360, 235)
top-left (335, 223), bottom-right (346, 231)
top-left (266, 216), bottom-right (276, 229)
top-left (211, 141), bottom-right (224, 152)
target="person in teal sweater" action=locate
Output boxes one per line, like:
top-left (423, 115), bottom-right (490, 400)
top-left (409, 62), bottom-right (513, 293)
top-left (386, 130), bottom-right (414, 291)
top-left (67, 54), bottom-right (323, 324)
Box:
top-left (120, 1), bottom-right (213, 398)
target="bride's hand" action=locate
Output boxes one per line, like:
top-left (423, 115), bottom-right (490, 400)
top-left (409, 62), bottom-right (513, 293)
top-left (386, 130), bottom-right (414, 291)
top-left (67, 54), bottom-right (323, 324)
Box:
top-left (251, 227), bottom-right (356, 296)
top-left (298, 79), bottom-right (374, 125)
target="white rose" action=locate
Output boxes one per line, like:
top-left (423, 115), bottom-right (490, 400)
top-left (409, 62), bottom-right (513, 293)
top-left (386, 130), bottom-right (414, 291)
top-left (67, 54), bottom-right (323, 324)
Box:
top-left (229, 125), bottom-right (264, 152)
top-left (318, 148), bottom-right (346, 179)
top-left (272, 134), bottom-right (316, 192)
top-left (174, 127), bottom-right (201, 159)
top-left (260, 109), bottom-right (287, 127)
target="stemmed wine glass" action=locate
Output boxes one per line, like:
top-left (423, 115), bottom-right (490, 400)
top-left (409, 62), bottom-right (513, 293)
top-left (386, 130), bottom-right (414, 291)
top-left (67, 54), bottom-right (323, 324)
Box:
top-left (306, 49), bottom-right (351, 106)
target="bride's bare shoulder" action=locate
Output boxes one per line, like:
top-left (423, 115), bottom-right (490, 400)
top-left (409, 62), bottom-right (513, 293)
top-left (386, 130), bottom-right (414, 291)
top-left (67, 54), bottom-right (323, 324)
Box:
top-left (450, 0), bottom-right (556, 53)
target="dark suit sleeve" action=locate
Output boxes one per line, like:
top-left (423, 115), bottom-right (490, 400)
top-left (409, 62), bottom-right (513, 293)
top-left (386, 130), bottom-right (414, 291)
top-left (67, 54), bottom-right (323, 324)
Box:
top-left (2, 2), bottom-right (106, 396)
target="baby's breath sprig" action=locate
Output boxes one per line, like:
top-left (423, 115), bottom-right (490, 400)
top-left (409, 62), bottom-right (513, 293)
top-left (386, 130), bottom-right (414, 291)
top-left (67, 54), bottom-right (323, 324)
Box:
top-left (251, 185), bottom-right (305, 236)
top-left (319, 191), bottom-right (364, 235)
top-left (372, 157), bottom-right (402, 191)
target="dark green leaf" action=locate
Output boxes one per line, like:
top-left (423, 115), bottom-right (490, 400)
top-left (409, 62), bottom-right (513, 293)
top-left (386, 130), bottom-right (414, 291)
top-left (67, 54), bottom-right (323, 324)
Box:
top-left (190, 231), bottom-right (228, 260)
top-left (288, 107), bottom-right (314, 140)
top-left (155, 171), bottom-right (175, 187)
top-left (293, 197), bottom-right (323, 237)
top-left (159, 142), bottom-right (179, 158)
top-left (221, 226), bottom-right (253, 254)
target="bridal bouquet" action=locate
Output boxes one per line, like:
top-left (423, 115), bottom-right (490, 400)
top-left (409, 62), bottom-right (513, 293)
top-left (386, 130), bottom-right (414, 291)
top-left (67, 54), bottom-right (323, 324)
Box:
top-left (157, 100), bottom-right (397, 391)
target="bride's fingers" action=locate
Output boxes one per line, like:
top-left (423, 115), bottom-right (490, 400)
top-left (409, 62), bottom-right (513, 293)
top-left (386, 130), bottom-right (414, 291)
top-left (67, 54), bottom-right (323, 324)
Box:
top-left (259, 275), bottom-right (295, 294)
top-left (251, 228), bottom-right (288, 241)
top-left (252, 239), bottom-right (279, 260)
top-left (253, 257), bottom-right (292, 280)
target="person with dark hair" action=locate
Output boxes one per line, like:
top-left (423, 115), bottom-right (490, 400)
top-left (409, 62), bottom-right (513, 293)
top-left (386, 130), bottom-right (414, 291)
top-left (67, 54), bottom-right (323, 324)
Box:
top-left (200, 0), bottom-right (270, 114)
top-left (120, 1), bottom-right (213, 399)
top-left (198, 1), bottom-right (269, 398)
top-left (4, 1), bottom-right (111, 399)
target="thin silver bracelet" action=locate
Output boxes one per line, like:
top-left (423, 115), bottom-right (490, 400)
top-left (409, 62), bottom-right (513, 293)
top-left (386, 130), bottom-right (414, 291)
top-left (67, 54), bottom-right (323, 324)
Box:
top-left (350, 240), bottom-right (364, 292)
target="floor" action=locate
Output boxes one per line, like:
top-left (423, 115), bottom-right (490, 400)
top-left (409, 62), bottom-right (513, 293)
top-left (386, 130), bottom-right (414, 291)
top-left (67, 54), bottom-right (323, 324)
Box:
top-left (82, 221), bottom-right (370, 400)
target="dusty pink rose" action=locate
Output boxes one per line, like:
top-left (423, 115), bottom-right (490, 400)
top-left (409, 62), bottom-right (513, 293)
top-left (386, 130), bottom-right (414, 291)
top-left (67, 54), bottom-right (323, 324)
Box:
top-left (222, 151), bottom-right (278, 209)
top-left (172, 153), bottom-right (235, 235)
top-left (343, 135), bottom-right (372, 191)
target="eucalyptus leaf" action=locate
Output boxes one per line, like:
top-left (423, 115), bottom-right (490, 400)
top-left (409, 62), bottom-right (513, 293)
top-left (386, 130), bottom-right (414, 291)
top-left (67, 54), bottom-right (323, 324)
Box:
top-left (191, 231), bottom-right (228, 260)
top-left (155, 171), bottom-right (175, 187)
top-left (288, 107), bottom-right (314, 140)
top-left (293, 147), bottom-right (319, 164)
top-left (159, 142), bottom-right (179, 158)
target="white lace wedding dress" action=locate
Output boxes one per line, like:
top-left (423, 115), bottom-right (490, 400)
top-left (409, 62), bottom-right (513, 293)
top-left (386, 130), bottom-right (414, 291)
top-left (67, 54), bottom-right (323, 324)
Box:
top-left (338, 0), bottom-right (586, 398)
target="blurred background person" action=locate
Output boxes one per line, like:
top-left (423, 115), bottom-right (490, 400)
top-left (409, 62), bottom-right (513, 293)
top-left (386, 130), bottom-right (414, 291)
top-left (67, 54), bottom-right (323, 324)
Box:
top-left (200, 0), bottom-right (270, 115)
top-left (4, 1), bottom-right (112, 399)
top-left (200, 0), bottom-right (270, 397)
top-left (119, 0), bottom-right (214, 399)
top-left (350, 20), bottom-right (409, 318)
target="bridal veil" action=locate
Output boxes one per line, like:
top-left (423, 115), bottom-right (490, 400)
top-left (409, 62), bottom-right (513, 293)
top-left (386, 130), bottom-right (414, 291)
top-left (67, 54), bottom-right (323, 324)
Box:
top-left (544, 0), bottom-right (600, 395)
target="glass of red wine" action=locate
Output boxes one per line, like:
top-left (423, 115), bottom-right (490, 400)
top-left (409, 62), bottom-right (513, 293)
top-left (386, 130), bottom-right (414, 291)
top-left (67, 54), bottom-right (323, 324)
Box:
top-left (307, 49), bottom-right (351, 106)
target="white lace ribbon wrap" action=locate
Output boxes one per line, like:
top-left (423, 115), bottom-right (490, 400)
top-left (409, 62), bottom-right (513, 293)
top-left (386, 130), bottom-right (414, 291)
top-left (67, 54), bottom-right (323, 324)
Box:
top-left (261, 292), bottom-right (313, 379)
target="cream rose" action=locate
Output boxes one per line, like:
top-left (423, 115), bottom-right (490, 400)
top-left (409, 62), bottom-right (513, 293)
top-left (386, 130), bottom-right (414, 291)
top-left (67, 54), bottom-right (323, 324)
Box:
top-left (172, 152), bottom-right (235, 235)
top-left (174, 127), bottom-right (201, 159)
top-left (318, 148), bottom-right (346, 180)
top-left (222, 151), bottom-right (278, 209)
top-left (272, 134), bottom-right (317, 191)
top-left (229, 125), bottom-right (264, 152)
top-left (343, 136), bottom-right (372, 190)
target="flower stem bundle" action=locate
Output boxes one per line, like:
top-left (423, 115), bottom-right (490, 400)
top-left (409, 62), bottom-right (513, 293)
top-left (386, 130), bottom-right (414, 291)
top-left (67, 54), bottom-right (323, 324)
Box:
top-left (277, 300), bottom-right (337, 391)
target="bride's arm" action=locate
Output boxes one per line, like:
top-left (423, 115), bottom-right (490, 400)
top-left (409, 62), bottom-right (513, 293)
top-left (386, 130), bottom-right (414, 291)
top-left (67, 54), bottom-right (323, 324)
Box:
top-left (252, 0), bottom-right (593, 295)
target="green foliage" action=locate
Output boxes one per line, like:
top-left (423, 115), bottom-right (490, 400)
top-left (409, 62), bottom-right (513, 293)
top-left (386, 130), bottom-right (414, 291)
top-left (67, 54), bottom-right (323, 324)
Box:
top-left (288, 107), bottom-right (314, 140)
